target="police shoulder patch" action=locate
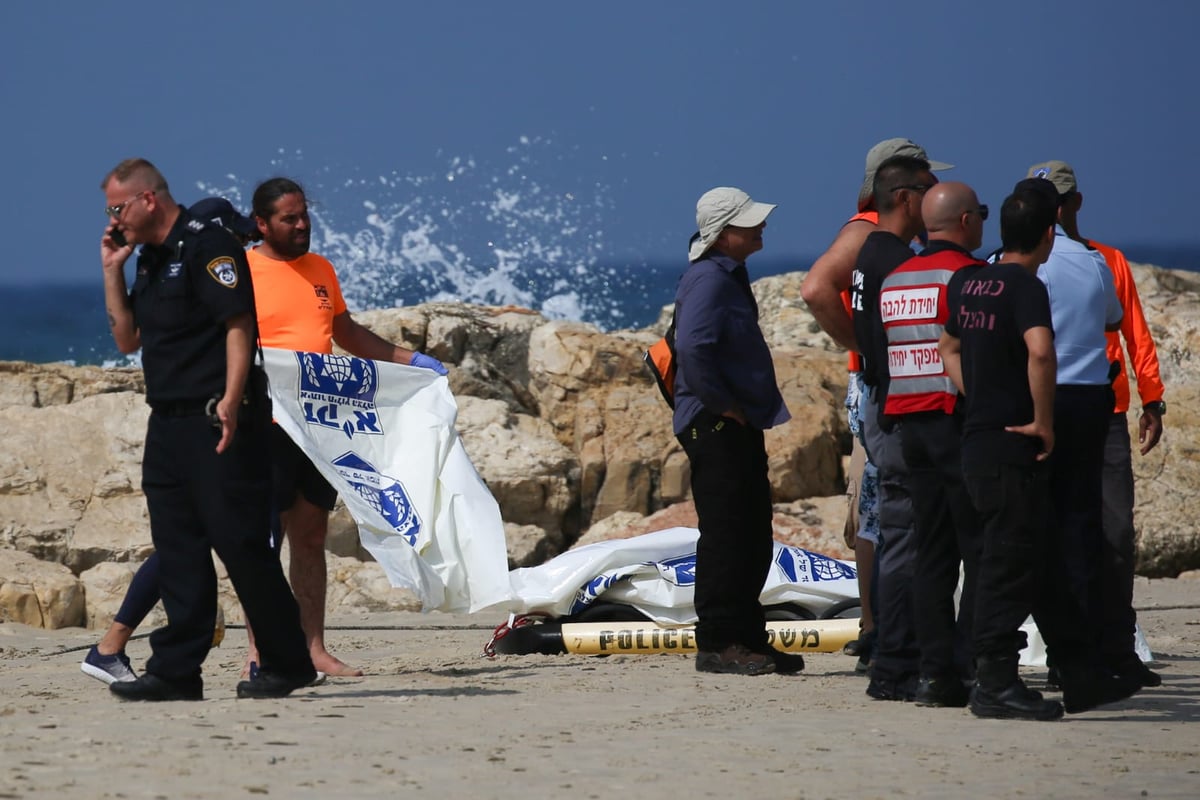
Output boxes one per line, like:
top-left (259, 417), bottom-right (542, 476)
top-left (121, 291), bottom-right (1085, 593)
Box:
top-left (206, 256), bottom-right (239, 288)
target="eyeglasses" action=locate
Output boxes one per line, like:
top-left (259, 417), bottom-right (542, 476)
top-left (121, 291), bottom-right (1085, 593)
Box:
top-left (969, 204), bottom-right (989, 221)
top-left (891, 184), bottom-right (936, 195)
top-left (104, 190), bottom-right (153, 219)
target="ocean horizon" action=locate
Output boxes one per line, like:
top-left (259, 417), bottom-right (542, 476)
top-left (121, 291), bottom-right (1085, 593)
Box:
top-left (5, 246), bottom-right (1197, 367)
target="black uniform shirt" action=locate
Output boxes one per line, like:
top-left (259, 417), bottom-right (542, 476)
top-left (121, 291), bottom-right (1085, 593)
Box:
top-left (130, 212), bottom-right (257, 404)
top-left (944, 261), bottom-right (1054, 469)
top-left (850, 230), bottom-right (915, 395)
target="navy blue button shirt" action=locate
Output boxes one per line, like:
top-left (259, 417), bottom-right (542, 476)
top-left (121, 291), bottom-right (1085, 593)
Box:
top-left (671, 251), bottom-right (790, 435)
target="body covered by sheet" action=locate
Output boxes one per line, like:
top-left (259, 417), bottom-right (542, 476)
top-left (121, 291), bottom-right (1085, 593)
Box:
top-left (508, 527), bottom-right (858, 624)
top-left (263, 347), bottom-right (513, 613)
top-left (506, 527), bottom-right (1153, 665)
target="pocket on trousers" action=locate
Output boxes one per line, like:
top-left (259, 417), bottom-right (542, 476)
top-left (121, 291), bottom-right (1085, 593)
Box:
top-left (963, 469), bottom-right (1001, 517)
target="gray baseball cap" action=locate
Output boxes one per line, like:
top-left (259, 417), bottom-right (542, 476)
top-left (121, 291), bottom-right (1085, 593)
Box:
top-left (1027, 160), bottom-right (1078, 195)
top-left (857, 138), bottom-right (954, 211)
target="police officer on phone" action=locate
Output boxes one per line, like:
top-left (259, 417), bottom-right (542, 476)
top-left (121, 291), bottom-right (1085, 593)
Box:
top-left (100, 158), bottom-right (315, 701)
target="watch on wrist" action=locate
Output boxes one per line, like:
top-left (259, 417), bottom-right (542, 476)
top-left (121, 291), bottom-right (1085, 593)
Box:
top-left (1144, 400), bottom-right (1166, 416)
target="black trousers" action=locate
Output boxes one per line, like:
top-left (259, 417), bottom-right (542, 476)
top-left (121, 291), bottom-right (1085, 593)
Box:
top-left (965, 461), bottom-right (1091, 667)
top-left (1050, 384), bottom-right (1113, 652)
top-left (1100, 412), bottom-right (1139, 663)
top-left (141, 403), bottom-right (312, 680)
top-left (678, 411), bottom-right (773, 653)
top-left (861, 394), bottom-right (918, 682)
top-left (900, 413), bottom-right (980, 680)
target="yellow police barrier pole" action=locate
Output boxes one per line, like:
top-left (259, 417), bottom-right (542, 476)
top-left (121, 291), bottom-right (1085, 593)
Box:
top-left (560, 617), bottom-right (860, 656)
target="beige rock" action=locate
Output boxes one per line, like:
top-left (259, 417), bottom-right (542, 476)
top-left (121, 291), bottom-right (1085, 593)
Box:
top-left (768, 352), bottom-right (850, 499)
top-left (0, 360), bottom-right (143, 408)
top-left (0, 392), bottom-right (149, 570)
top-left (325, 501), bottom-right (371, 561)
top-left (79, 561), bottom-right (166, 631)
top-left (572, 498), bottom-right (851, 561)
top-left (4, 263), bottom-right (1200, 633)
top-left (504, 522), bottom-right (560, 569)
top-left (456, 396), bottom-right (578, 539)
top-left (0, 549), bottom-right (85, 629)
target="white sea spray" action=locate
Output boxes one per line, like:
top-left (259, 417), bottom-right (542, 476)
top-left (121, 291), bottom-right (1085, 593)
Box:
top-left (196, 137), bottom-right (640, 330)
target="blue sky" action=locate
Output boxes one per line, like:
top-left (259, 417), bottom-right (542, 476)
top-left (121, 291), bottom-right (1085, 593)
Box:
top-left (2, 0), bottom-right (1198, 288)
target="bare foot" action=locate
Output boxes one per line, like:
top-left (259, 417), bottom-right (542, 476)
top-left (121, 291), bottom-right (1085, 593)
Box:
top-left (311, 653), bottom-right (364, 677)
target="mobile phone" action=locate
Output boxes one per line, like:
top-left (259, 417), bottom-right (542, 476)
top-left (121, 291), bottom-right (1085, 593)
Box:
top-left (109, 226), bottom-right (128, 247)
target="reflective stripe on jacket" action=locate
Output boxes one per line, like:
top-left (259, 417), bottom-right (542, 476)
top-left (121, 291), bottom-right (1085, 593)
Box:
top-left (880, 246), bottom-right (981, 416)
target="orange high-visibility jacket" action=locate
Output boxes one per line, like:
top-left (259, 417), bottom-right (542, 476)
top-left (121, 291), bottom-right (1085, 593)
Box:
top-left (1088, 240), bottom-right (1164, 413)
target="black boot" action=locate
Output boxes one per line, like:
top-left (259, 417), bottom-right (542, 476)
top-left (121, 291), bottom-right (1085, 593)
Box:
top-left (1057, 661), bottom-right (1142, 714)
top-left (970, 656), bottom-right (1063, 721)
top-left (110, 672), bottom-right (203, 702)
top-left (915, 674), bottom-right (970, 708)
top-left (1108, 654), bottom-right (1162, 688)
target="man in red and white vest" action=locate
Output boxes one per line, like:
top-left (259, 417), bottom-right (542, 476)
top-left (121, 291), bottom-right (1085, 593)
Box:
top-left (879, 181), bottom-right (986, 708)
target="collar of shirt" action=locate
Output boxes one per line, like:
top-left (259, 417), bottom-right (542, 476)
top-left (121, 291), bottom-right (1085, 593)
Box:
top-left (918, 239), bottom-right (976, 258)
top-left (140, 209), bottom-right (194, 261)
top-left (704, 250), bottom-right (745, 273)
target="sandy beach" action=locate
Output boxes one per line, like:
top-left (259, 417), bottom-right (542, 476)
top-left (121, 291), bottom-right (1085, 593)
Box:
top-left (2, 575), bottom-right (1198, 800)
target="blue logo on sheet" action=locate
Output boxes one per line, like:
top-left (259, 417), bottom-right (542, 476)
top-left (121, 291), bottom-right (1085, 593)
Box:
top-left (774, 547), bottom-right (856, 583)
top-left (569, 569), bottom-right (635, 615)
top-left (654, 554), bottom-right (696, 586)
top-left (298, 352), bottom-right (382, 440)
top-left (331, 451), bottom-right (421, 546)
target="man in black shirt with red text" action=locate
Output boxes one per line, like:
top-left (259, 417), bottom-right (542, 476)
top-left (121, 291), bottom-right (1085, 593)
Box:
top-left (940, 184), bottom-right (1140, 720)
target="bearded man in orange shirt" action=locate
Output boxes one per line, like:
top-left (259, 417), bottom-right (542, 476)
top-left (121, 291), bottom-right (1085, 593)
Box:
top-left (248, 177), bottom-right (447, 677)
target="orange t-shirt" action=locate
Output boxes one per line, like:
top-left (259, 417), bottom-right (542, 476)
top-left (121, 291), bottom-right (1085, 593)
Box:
top-left (1088, 240), bottom-right (1164, 413)
top-left (246, 248), bottom-right (347, 354)
top-left (840, 210), bottom-right (879, 372)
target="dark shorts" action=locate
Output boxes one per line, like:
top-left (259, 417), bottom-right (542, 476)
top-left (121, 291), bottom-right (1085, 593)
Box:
top-left (270, 424), bottom-right (337, 513)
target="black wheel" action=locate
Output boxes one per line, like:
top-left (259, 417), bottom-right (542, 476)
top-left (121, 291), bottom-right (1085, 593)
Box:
top-left (819, 598), bottom-right (862, 620)
top-left (561, 601), bottom-right (654, 624)
top-left (491, 621), bottom-right (565, 655)
top-left (763, 603), bottom-right (817, 621)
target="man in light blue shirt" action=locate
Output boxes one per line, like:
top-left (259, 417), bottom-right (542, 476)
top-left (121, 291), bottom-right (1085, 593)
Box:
top-left (1020, 177), bottom-right (1122, 669)
top-left (1038, 227), bottom-right (1122, 384)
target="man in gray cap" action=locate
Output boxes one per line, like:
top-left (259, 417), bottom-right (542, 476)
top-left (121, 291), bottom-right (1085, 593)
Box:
top-left (800, 138), bottom-right (952, 670)
top-left (1027, 161), bottom-right (1164, 689)
top-left (673, 187), bottom-right (798, 676)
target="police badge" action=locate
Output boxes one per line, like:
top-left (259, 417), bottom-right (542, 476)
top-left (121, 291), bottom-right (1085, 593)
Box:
top-left (205, 256), bottom-right (239, 288)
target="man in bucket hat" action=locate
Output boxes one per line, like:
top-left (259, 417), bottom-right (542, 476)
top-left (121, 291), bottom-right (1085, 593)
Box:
top-left (673, 187), bottom-right (800, 676)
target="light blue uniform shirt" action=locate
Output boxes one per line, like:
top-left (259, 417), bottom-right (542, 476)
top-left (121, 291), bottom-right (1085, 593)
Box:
top-left (1038, 226), bottom-right (1122, 385)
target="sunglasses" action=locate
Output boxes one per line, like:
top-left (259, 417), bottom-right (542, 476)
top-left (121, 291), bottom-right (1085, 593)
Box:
top-left (104, 190), bottom-right (154, 219)
top-left (969, 204), bottom-right (990, 221)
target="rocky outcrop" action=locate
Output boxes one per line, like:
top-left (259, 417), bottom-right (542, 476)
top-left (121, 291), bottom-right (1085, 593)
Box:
top-left (2, 264), bottom-right (1199, 628)
top-left (0, 549), bottom-right (86, 628)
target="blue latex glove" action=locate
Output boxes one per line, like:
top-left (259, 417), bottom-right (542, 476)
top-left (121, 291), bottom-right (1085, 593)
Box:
top-left (409, 352), bottom-right (448, 376)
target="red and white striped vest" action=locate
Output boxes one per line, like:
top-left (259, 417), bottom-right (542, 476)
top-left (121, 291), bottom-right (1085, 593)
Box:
top-left (880, 247), bottom-right (981, 416)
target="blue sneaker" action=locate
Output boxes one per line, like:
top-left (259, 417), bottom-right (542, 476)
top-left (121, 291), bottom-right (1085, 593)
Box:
top-left (81, 645), bottom-right (137, 685)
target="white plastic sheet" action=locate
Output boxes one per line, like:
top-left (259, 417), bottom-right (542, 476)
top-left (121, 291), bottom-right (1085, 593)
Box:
top-left (263, 348), bottom-right (513, 613)
top-left (508, 527), bottom-right (859, 624)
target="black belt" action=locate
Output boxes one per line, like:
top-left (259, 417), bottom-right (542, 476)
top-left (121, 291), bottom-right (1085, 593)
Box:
top-left (149, 397), bottom-right (216, 417)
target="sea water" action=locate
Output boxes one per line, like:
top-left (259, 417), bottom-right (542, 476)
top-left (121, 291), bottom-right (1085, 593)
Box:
top-left (4, 138), bottom-right (1195, 366)
top-left (2, 139), bottom-right (799, 366)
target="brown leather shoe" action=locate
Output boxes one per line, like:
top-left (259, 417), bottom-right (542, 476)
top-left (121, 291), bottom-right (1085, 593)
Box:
top-left (695, 644), bottom-right (777, 676)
